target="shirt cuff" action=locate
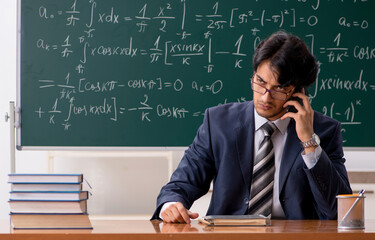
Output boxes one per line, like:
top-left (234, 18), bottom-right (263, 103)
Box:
top-left (159, 202), bottom-right (177, 220)
top-left (302, 145), bottom-right (322, 169)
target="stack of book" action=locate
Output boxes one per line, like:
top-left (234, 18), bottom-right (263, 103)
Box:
top-left (8, 173), bottom-right (93, 230)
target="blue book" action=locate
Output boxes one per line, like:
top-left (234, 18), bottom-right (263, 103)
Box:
top-left (10, 213), bottom-right (93, 229)
top-left (9, 200), bottom-right (88, 214)
top-left (10, 191), bottom-right (89, 201)
top-left (11, 183), bottom-right (82, 192)
top-left (8, 174), bottom-right (83, 184)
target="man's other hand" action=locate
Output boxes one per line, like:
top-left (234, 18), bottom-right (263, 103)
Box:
top-left (161, 202), bottom-right (199, 223)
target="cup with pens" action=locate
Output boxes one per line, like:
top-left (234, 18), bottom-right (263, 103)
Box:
top-left (336, 189), bottom-right (366, 229)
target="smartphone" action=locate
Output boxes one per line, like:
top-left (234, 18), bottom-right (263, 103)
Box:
top-left (286, 87), bottom-right (307, 113)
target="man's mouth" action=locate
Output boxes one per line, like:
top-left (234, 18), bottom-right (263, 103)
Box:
top-left (258, 102), bottom-right (273, 110)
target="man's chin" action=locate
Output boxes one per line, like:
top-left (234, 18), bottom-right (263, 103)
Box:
top-left (255, 107), bottom-right (286, 121)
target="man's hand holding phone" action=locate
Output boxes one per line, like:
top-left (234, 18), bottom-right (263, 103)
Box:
top-left (281, 89), bottom-right (316, 154)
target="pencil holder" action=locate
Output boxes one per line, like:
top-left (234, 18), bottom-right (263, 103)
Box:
top-left (337, 194), bottom-right (365, 229)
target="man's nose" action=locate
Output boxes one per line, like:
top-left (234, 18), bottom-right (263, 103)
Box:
top-left (261, 90), bottom-right (273, 102)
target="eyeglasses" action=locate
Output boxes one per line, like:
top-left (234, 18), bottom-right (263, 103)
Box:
top-left (251, 80), bottom-right (293, 101)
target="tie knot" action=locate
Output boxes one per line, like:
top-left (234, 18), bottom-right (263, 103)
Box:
top-left (262, 122), bottom-right (277, 137)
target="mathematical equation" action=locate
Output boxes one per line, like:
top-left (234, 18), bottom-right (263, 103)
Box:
top-left (34, 74), bottom-right (233, 130)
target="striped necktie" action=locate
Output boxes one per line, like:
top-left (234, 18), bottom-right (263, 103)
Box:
top-left (248, 121), bottom-right (277, 217)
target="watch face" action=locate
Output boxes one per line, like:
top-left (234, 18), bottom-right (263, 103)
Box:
top-left (312, 133), bottom-right (320, 145)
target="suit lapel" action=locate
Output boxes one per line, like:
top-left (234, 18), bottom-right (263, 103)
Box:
top-left (279, 120), bottom-right (303, 193)
top-left (234, 102), bottom-right (255, 193)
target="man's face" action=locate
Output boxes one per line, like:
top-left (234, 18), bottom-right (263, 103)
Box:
top-left (252, 60), bottom-right (295, 121)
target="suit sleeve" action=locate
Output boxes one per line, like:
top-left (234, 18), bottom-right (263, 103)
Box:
top-left (304, 119), bottom-right (352, 219)
top-left (151, 109), bottom-right (216, 220)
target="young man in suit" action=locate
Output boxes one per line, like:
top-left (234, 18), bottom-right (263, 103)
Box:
top-left (152, 31), bottom-right (352, 223)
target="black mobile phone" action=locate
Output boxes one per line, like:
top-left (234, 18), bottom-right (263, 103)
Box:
top-left (286, 97), bottom-right (303, 113)
top-left (286, 87), bottom-right (307, 113)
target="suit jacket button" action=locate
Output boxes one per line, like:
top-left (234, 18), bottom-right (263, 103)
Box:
top-left (244, 199), bottom-right (249, 205)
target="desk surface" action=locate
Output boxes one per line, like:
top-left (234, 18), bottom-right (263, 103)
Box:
top-left (1, 219), bottom-right (375, 240)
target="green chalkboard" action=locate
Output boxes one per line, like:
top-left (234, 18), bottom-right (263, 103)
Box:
top-left (18, 0), bottom-right (375, 148)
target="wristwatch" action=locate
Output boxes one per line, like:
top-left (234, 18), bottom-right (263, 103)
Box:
top-left (301, 133), bottom-right (320, 148)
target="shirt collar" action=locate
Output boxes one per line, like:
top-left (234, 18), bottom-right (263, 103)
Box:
top-left (254, 108), bottom-right (290, 135)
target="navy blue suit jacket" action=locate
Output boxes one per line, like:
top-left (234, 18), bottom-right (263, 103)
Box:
top-left (152, 101), bottom-right (351, 220)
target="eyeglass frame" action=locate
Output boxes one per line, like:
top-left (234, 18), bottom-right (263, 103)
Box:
top-left (251, 75), bottom-right (295, 101)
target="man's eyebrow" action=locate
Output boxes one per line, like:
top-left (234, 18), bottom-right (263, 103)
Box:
top-left (255, 74), bottom-right (283, 88)
top-left (255, 74), bottom-right (265, 82)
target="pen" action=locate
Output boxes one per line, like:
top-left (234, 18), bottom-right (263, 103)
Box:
top-left (341, 189), bottom-right (365, 221)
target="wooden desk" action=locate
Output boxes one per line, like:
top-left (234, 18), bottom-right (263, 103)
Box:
top-left (2, 219), bottom-right (375, 240)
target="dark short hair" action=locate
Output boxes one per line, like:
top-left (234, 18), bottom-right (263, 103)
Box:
top-left (252, 31), bottom-right (319, 91)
